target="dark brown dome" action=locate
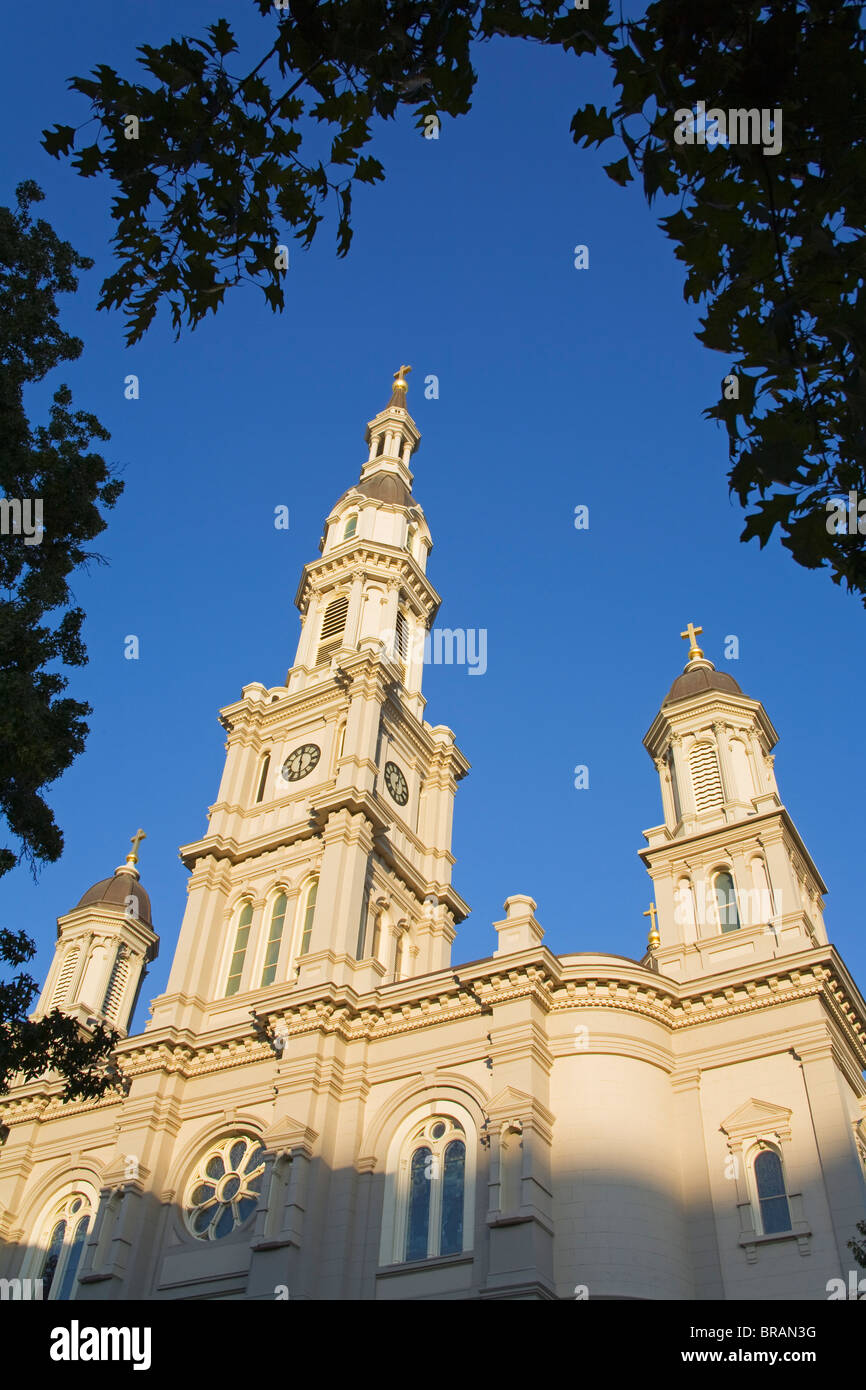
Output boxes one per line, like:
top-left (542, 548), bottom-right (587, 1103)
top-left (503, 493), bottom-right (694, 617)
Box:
top-left (664, 665), bottom-right (743, 705)
top-left (339, 471), bottom-right (413, 508)
top-left (76, 871), bottom-right (152, 926)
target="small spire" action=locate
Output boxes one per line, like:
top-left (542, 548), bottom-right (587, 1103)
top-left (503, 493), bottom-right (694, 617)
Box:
top-left (116, 827), bottom-right (146, 879)
top-left (388, 363), bottom-right (412, 407)
top-left (679, 621), bottom-right (704, 662)
top-left (643, 901), bottom-right (660, 951)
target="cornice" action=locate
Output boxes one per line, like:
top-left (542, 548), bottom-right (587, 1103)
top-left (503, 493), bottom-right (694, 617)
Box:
top-left (639, 803), bottom-right (828, 894)
top-left (294, 544), bottom-right (441, 622)
top-left (3, 947), bottom-right (863, 1129)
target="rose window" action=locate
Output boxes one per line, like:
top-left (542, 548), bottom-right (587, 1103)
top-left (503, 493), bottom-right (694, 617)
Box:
top-left (185, 1136), bottom-right (266, 1241)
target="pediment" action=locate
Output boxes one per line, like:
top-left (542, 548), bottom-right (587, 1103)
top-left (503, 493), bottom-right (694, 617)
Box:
top-left (487, 1086), bottom-right (534, 1117)
top-left (486, 1086), bottom-right (554, 1141)
top-left (721, 1097), bottom-right (792, 1144)
top-left (261, 1113), bottom-right (318, 1158)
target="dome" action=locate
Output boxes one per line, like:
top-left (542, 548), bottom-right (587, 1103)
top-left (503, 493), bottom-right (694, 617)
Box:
top-left (664, 665), bottom-right (743, 706)
top-left (339, 470), bottom-right (414, 508)
top-left (76, 871), bottom-right (152, 926)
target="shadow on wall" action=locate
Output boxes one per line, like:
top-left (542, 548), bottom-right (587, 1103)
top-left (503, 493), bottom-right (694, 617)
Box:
top-left (0, 1148), bottom-right (863, 1302)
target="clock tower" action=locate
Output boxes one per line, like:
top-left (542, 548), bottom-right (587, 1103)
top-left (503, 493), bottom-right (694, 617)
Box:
top-left (147, 370), bottom-right (469, 1037)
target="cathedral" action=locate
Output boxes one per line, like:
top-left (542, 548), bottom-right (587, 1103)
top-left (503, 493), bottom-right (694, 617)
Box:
top-left (1, 370), bottom-right (865, 1302)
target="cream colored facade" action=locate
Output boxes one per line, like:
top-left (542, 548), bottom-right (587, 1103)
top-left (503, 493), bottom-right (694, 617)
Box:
top-left (1, 375), bottom-right (865, 1302)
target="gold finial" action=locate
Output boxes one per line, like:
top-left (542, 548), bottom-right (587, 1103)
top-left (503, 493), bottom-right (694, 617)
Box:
top-left (393, 364), bottom-right (412, 389)
top-left (680, 621), bottom-right (704, 662)
top-left (126, 828), bottom-right (146, 868)
top-left (643, 901), bottom-right (660, 950)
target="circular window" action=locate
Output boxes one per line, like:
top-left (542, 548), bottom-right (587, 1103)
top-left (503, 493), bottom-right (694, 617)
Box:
top-left (184, 1136), bottom-right (266, 1241)
top-left (431, 1122), bottom-right (446, 1140)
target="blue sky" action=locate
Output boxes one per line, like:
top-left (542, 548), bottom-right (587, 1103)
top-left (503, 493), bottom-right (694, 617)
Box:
top-left (3, 2), bottom-right (864, 1033)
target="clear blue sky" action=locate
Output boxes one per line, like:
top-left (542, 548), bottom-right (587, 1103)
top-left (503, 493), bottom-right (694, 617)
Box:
top-left (3, 2), bottom-right (864, 1033)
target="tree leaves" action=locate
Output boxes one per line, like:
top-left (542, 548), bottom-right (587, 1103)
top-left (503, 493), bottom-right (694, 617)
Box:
top-left (38, 0), bottom-right (866, 601)
top-left (0, 185), bottom-right (121, 1100)
top-left (582, 0), bottom-right (866, 602)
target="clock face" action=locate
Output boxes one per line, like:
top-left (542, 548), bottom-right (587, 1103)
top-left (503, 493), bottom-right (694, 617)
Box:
top-left (281, 743), bottom-right (321, 783)
top-left (384, 760), bottom-right (409, 806)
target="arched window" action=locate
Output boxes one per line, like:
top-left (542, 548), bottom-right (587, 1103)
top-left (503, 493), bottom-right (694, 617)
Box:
top-left (407, 525), bottom-right (416, 557)
top-left (371, 910), bottom-right (382, 961)
top-left (729, 738), bottom-right (753, 801)
top-left (334, 722), bottom-right (346, 766)
top-left (298, 879), bottom-right (318, 957)
top-left (393, 930), bottom-right (406, 981)
top-left (255, 751), bottom-right (271, 804)
top-left (34, 1191), bottom-right (96, 1300)
top-left (395, 612), bottom-right (409, 661)
top-left (184, 1135), bottom-right (266, 1242)
top-left (689, 741), bottom-right (723, 812)
top-left (101, 945), bottom-right (130, 1021)
top-left (317, 594), bottom-right (349, 666)
top-left (753, 1148), bottom-right (792, 1235)
top-left (51, 948), bottom-right (80, 1009)
top-left (499, 1124), bottom-right (523, 1214)
top-left (225, 902), bottom-right (253, 996)
top-left (674, 877), bottom-right (697, 935)
top-left (261, 893), bottom-right (287, 987)
top-left (666, 746), bottom-right (682, 821)
top-left (342, 514), bottom-right (357, 540)
top-left (714, 870), bottom-right (740, 933)
top-left (402, 1116), bottom-right (466, 1262)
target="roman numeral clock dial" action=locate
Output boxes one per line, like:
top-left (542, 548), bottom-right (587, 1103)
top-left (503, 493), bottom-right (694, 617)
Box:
top-left (384, 760), bottom-right (409, 806)
top-left (281, 743), bottom-right (321, 782)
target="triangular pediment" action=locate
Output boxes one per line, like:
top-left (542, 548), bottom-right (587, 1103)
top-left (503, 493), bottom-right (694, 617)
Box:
top-left (486, 1086), bottom-right (554, 1141)
top-left (721, 1097), bottom-right (792, 1142)
top-left (261, 1113), bottom-right (318, 1158)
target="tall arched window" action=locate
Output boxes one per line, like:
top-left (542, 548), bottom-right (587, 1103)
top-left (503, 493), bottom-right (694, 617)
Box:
top-left (370, 910), bottom-right (382, 961)
top-left (34, 1191), bottom-right (96, 1300)
top-left (393, 930), bottom-right (406, 981)
top-left (714, 870), bottom-right (740, 933)
top-left (395, 612), bottom-right (409, 661)
top-left (753, 1148), bottom-right (792, 1234)
top-left (689, 741), bottom-right (723, 812)
top-left (261, 893), bottom-right (288, 987)
top-left (51, 948), bottom-right (80, 1009)
top-left (499, 1124), bottom-right (523, 1214)
top-left (298, 879), bottom-right (318, 957)
top-left (254, 751), bottom-right (271, 804)
top-left (342, 515), bottom-right (357, 539)
top-left (101, 945), bottom-right (130, 1021)
top-left (402, 1116), bottom-right (466, 1262)
top-left (317, 594), bottom-right (349, 666)
top-left (225, 901), bottom-right (253, 996)
top-left (334, 722), bottom-right (346, 766)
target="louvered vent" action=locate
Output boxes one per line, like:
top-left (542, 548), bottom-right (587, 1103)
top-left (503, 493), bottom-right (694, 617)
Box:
top-left (689, 742), bottom-right (723, 811)
top-left (50, 948), bottom-right (80, 1008)
top-left (316, 595), bottom-right (349, 666)
top-left (102, 948), bottom-right (131, 1021)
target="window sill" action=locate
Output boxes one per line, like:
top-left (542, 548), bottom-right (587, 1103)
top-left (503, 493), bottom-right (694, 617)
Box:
top-left (739, 1225), bottom-right (812, 1264)
top-left (377, 1251), bottom-right (474, 1280)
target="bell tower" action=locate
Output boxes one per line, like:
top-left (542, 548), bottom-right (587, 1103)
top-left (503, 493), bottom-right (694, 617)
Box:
top-left (639, 625), bottom-right (828, 982)
top-left (148, 369), bottom-right (469, 1035)
top-left (33, 831), bottom-right (158, 1038)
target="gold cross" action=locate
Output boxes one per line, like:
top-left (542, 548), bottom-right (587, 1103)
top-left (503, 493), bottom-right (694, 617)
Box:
top-left (128, 828), bottom-right (147, 863)
top-left (643, 901), bottom-right (660, 949)
top-left (680, 621), bottom-right (704, 660)
top-left (393, 364), bottom-right (412, 385)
